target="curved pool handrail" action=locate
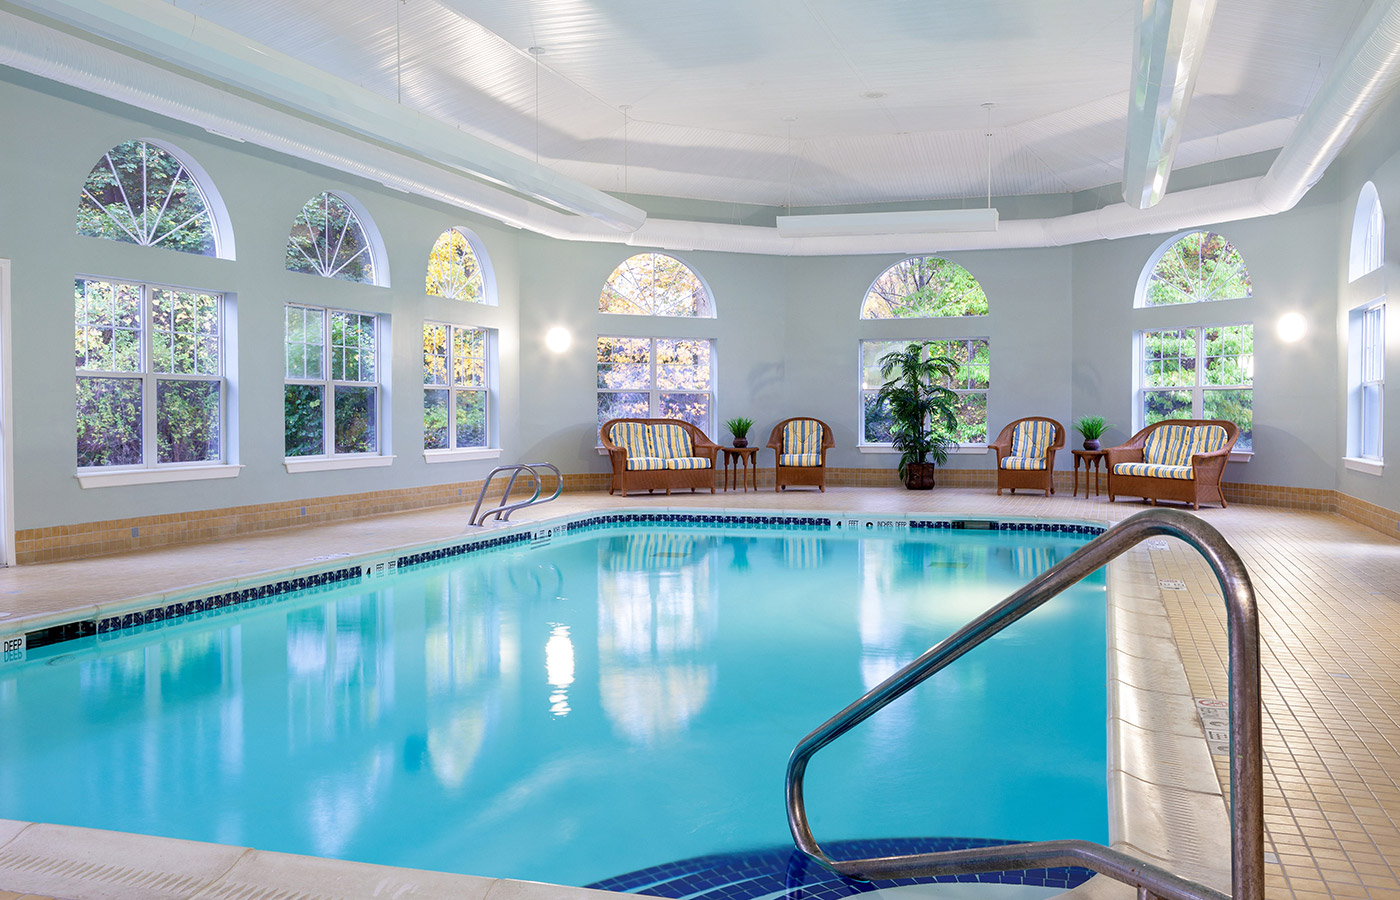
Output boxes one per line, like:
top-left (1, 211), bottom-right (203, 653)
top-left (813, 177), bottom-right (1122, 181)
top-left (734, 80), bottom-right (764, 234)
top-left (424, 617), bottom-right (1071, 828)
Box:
top-left (785, 508), bottom-right (1261, 900)
top-left (469, 462), bottom-right (563, 526)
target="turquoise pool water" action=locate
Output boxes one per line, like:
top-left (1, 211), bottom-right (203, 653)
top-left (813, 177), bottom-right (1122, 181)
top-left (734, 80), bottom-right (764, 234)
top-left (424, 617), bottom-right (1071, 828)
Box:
top-left (0, 524), bottom-right (1107, 887)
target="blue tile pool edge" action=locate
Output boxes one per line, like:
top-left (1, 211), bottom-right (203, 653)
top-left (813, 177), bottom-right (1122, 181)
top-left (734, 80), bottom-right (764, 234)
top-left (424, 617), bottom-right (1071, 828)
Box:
top-left (0, 507), bottom-right (1108, 663)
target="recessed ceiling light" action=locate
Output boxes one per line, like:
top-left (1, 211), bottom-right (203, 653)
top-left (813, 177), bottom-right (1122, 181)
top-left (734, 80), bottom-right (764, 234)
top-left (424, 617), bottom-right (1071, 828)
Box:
top-left (862, 91), bottom-right (887, 100)
top-left (527, 46), bottom-right (546, 56)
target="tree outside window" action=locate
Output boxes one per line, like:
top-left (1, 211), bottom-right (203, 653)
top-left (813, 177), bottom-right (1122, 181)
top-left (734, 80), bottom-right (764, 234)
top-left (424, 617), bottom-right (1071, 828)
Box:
top-left (285, 305), bottom-right (380, 457)
top-left (597, 336), bottom-right (713, 433)
top-left (1140, 324), bottom-right (1253, 450)
top-left (424, 323), bottom-right (489, 450)
top-left (77, 140), bottom-right (219, 257)
top-left (286, 192), bottom-right (378, 284)
top-left (600, 254), bottom-right (712, 317)
top-left (75, 277), bottom-right (224, 468)
top-left (425, 228), bottom-right (487, 303)
top-left (861, 257), bottom-right (989, 318)
top-left (1141, 231), bottom-right (1251, 306)
top-left (861, 339), bottom-right (989, 444)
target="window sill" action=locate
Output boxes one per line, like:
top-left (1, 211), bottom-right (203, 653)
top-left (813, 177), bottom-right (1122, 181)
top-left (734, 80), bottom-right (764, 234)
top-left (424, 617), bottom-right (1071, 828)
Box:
top-left (424, 448), bottom-right (503, 463)
top-left (1229, 451), bottom-right (1252, 463)
top-left (857, 444), bottom-right (988, 455)
top-left (76, 464), bottom-right (244, 489)
top-left (1344, 456), bottom-right (1384, 475)
top-left (284, 455), bottom-right (396, 474)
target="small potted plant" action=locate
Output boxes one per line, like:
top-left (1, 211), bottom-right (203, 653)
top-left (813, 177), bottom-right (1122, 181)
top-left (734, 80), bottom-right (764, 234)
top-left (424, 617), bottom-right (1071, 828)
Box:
top-left (1074, 415), bottom-right (1113, 451)
top-left (873, 342), bottom-right (960, 489)
top-left (725, 416), bottom-right (754, 448)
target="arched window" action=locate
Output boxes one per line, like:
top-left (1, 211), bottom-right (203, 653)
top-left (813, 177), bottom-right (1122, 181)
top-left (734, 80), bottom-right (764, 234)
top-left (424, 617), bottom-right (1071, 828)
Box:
top-left (1350, 182), bottom-right (1385, 282)
top-left (600, 253), bottom-right (713, 317)
top-left (861, 257), bottom-right (988, 318)
top-left (76, 139), bottom-right (233, 259)
top-left (426, 227), bottom-right (492, 303)
top-left (1139, 231), bottom-right (1251, 306)
top-left (285, 191), bottom-right (386, 285)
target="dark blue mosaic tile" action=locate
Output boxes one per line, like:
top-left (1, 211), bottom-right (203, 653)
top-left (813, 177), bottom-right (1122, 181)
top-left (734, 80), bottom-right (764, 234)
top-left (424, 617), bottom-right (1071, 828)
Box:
top-left (586, 838), bottom-right (1095, 900)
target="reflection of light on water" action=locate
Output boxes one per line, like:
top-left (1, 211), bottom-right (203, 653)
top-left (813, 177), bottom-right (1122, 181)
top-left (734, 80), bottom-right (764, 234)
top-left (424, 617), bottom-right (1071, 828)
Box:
top-left (546, 623), bottom-right (574, 716)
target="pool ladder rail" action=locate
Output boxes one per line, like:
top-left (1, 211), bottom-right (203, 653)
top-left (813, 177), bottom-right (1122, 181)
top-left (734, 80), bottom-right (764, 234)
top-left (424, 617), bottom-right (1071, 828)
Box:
top-left (786, 508), bottom-right (1262, 900)
top-left (467, 462), bottom-right (562, 526)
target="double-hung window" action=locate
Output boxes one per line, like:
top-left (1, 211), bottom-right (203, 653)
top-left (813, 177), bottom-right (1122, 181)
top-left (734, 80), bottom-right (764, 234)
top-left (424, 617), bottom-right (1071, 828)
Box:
top-left (859, 338), bottom-right (990, 445)
top-left (596, 336), bottom-right (714, 433)
top-left (285, 305), bottom-right (381, 459)
top-left (424, 323), bottom-right (490, 452)
top-left (75, 277), bottom-right (225, 471)
top-left (1348, 302), bottom-right (1385, 465)
top-left (1138, 324), bottom-right (1253, 451)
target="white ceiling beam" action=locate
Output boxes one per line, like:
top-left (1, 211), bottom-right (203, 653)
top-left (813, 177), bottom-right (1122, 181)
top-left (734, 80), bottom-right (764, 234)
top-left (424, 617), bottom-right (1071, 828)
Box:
top-left (1122, 0), bottom-right (1219, 209)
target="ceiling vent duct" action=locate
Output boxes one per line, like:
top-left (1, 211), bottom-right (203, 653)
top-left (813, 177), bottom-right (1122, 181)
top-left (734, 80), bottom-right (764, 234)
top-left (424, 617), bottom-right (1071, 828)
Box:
top-left (775, 208), bottom-right (999, 238)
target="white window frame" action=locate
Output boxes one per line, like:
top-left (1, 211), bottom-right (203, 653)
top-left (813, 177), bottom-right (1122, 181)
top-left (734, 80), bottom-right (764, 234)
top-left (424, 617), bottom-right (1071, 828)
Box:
top-left (1135, 323), bottom-right (1254, 454)
top-left (1346, 300), bottom-right (1385, 473)
top-left (857, 338), bottom-right (990, 452)
top-left (75, 276), bottom-right (238, 487)
top-left (596, 335), bottom-right (716, 438)
top-left (284, 304), bottom-right (392, 472)
top-left (1349, 183), bottom-right (1385, 283)
top-left (423, 322), bottom-right (499, 462)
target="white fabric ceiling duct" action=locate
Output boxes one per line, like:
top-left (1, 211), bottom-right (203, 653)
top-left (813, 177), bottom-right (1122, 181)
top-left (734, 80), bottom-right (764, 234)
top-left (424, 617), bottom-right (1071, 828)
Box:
top-left (3, 0), bottom-right (1400, 256)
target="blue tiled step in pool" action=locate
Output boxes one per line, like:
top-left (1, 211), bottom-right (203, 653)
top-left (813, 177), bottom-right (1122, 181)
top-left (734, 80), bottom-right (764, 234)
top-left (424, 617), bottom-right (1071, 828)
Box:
top-left (586, 838), bottom-right (1096, 900)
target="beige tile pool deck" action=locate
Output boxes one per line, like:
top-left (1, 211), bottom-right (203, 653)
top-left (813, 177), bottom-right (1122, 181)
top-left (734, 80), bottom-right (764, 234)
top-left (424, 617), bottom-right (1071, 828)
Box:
top-left (0, 486), bottom-right (1397, 900)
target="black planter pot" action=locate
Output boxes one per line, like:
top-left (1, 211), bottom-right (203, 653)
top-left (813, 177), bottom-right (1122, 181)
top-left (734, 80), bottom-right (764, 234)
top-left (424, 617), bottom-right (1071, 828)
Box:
top-left (1082, 438), bottom-right (1101, 451)
top-left (732, 437), bottom-right (749, 448)
top-left (902, 463), bottom-right (937, 490)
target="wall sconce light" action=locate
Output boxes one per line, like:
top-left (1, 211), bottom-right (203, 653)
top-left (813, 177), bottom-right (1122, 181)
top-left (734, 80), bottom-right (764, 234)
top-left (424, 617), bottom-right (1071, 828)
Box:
top-left (1277, 312), bottom-right (1307, 343)
top-left (545, 326), bottom-right (572, 353)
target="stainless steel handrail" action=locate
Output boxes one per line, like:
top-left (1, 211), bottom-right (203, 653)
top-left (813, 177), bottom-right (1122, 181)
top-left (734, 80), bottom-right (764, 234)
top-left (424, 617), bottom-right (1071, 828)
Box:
top-left (786, 508), bottom-right (1261, 900)
top-left (468, 462), bottom-right (563, 526)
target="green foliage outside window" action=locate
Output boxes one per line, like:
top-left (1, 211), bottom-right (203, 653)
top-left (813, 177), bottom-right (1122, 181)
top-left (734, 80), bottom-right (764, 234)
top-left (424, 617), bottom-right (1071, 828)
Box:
top-left (423, 323), bottom-right (488, 450)
top-left (862, 338), bottom-right (989, 443)
top-left (1144, 232), bottom-right (1251, 306)
top-left (286, 192), bottom-right (375, 283)
top-left (600, 253), bottom-right (711, 316)
top-left (76, 139), bottom-right (217, 256)
top-left (284, 384), bottom-right (324, 457)
top-left (425, 228), bottom-right (485, 302)
top-left (862, 257), bottom-right (989, 318)
top-left (1142, 324), bottom-right (1253, 450)
top-left (596, 336), bottom-right (712, 432)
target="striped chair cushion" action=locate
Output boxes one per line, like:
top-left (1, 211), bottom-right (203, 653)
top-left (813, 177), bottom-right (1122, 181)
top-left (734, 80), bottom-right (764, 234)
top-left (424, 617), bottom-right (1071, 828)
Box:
top-left (1114, 462), bottom-right (1195, 480)
top-left (779, 453), bottom-right (823, 467)
top-left (650, 422), bottom-right (693, 459)
top-left (626, 456), bottom-right (667, 471)
top-left (1001, 455), bottom-right (1048, 470)
top-left (1144, 424), bottom-right (1197, 467)
top-left (663, 456), bottom-right (712, 470)
top-left (783, 419), bottom-right (823, 455)
top-left (1191, 424), bottom-right (1230, 455)
top-left (610, 421), bottom-right (654, 459)
top-left (1010, 419), bottom-right (1054, 460)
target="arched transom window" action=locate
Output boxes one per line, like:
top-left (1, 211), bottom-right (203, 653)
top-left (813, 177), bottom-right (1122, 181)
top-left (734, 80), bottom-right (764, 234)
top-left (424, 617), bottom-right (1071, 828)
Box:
top-left (861, 257), bottom-right (988, 318)
top-left (1141, 231), bottom-right (1251, 306)
top-left (426, 227), bottom-right (490, 303)
top-left (286, 191), bottom-right (382, 285)
top-left (600, 253), bottom-right (713, 317)
top-left (77, 139), bottom-right (228, 258)
top-left (1350, 182), bottom-right (1385, 282)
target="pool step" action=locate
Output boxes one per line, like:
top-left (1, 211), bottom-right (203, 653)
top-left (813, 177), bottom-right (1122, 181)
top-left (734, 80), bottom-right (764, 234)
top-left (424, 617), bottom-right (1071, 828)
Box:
top-left (586, 838), bottom-right (1095, 900)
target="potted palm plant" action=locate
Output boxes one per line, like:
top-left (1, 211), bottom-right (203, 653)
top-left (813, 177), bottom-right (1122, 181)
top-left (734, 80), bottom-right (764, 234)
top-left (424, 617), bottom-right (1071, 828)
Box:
top-left (725, 416), bottom-right (754, 448)
top-left (874, 342), bottom-right (960, 489)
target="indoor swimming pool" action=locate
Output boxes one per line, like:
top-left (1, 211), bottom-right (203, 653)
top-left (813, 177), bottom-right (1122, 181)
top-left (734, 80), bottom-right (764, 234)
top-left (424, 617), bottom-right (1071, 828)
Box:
top-left (0, 516), bottom-right (1109, 891)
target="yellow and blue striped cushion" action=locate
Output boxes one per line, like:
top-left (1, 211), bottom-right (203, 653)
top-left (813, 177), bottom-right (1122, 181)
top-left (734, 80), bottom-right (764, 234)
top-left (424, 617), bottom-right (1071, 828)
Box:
top-left (1011, 419), bottom-right (1054, 460)
top-left (784, 419), bottom-right (822, 454)
top-left (1191, 424), bottom-right (1229, 456)
top-left (650, 422), bottom-right (693, 459)
top-left (1144, 424), bottom-right (1197, 466)
top-left (610, 421), bottom-right (654, 458)
top-left (1114, 462), bottom-right (1194, 480)
top-left (779, 452), bottom-right (823, 467)
top-left (626, 456), bottom-right (666, 471)
top-left (1001, 455), bottom-right (1048, 470)
top-left (663, 456), bottom-right (712, 470)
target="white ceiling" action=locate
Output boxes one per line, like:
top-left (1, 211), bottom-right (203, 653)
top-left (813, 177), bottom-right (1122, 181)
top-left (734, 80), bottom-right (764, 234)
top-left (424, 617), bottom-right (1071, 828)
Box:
top-left (168, 0), bottom-right (1375, 209)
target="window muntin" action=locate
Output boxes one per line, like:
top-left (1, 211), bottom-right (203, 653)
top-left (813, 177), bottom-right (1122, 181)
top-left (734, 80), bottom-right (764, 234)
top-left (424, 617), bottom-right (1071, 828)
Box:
top-left (597, 336), bottom-right (713, 433)
top-left (1141, 231), bottom-right (1252, 306)
top-left (1350, 302), bottom-right (1385, 461)
top-left (860, 338), bottom-right (990, 444)
top-left (1350, 183), bottom-right (1386, 282)
top-left (1139, 324), bottom-right (1253, 451)
top-left (426, 228), bottom-right (488, 303)
top-left (286, 192), bottom-right (377, 284)
top-left (861, 257), bottom-right (989, 318)
top-left (600, 254), bottom-right (713, 317)
top-left (424, 323), bottom-right (489, 450)
top-left (75, 277), bottom-right (224, 468)
top-left (77, 140), bottom-right (220, 257)
top-left (285, 305), bottom-right (380, 457)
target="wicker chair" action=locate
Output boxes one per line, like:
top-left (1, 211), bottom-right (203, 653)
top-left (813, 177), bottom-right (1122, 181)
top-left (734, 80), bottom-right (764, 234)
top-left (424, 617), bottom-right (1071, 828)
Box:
top-left (767, 417), bottom-right (834, 492)
top-left (989, 416), bottom-right (1065, 497)
top-left (600, 418), bottom-right (719, 497)
top-left (1105, 419), bottom-right (1239, 509)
